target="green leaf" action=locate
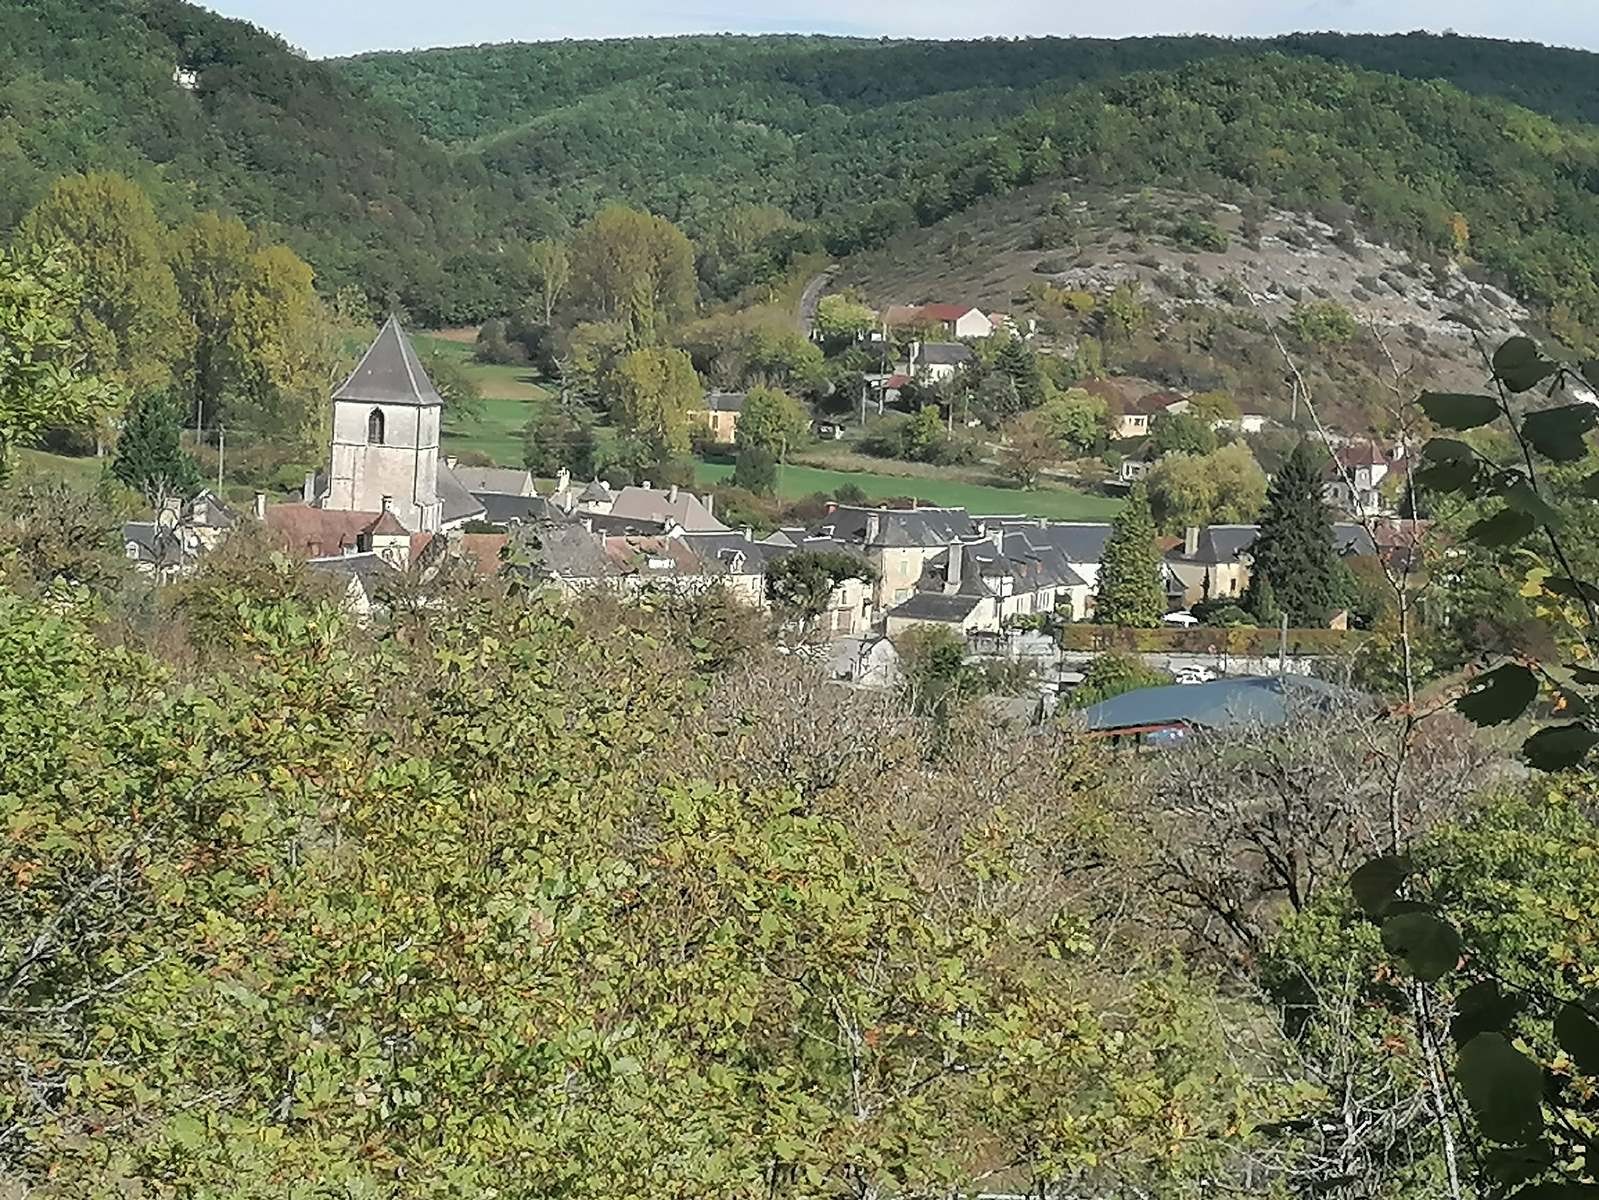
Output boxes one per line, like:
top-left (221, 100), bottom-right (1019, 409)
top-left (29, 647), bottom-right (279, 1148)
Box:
top-left (1454, 980), bottom-right (1525, 1047)
top-left (1493, 337), bottom-right (1558, 393)
top-left (1523, 724), bottom-right (1599, 772)
top-left (1522, 405), bottom-right (1598, 462)
top-left (1380, 910), bottom-right (1461, 982)
top-left (1545, 578), bottom-right (1599, 605)
top-left (1349, 854), bottom-right (1413, 918)
top-left (1554, 1002), bottom-right (1599, 1076)
top-left (1485, 1142), bottom-right (1554, 1186)
top-left (1458, 1033), bottom-right (1545, 1144)
top-left (1499, 479), bottom-right (1563, 528)
top-left (1506, 1184), bottom-right (1599, 1200)
top-left (1467, 508), bottom-right (1536, 548)
top-left (1494, 336), bottom-right (1542, 372)
top-left (1414, 460), bottom-right (1481, 494)
top-left (1457, 664), bottom-right (1539, 727)
top-left (1423, 436), bottom-right (1479, 463)
top-left (1419, 392), bottom-right (1501, 430)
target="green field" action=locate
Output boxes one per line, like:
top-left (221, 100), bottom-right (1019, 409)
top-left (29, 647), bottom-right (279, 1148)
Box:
top-left (696, 462), bottom-right (1122, 520)
top-left (414, 332), bottom-right (552, 464)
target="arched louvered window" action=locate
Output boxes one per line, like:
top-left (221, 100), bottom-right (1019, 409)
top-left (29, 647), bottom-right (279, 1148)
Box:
top-left (367, 408), bottom-right (385, 445)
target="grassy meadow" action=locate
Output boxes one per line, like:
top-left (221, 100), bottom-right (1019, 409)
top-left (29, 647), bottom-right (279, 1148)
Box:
top-left (696, 461), bottom-right (1121, 520)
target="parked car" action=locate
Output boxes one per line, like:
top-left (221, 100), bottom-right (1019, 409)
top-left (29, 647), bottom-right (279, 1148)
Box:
top-left (1174, 665), bottom-right (1217, 685)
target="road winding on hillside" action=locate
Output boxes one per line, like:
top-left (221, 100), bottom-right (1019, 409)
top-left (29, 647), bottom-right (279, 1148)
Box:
top-left (798, 267), bottom-right (836, 334)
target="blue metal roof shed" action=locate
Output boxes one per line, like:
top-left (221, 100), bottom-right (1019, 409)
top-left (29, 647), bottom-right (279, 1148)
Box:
top-left (1074, 675), bottom-right (1347, 741)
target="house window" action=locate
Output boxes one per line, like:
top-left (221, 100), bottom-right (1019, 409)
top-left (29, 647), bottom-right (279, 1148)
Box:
top-left (367, 408), bottom-right (385, 445)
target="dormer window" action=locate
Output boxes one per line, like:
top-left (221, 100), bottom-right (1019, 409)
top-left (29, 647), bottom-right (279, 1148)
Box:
top-left (367, 408), bottom-right (385, 445)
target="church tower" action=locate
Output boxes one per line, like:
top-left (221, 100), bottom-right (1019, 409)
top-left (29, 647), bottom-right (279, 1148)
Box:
top-left (323, 316), bottom-right (444, 532)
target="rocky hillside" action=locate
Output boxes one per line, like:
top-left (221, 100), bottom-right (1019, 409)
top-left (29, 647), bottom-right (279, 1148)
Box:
top-left (835, 183), bottom-right (1529, 431)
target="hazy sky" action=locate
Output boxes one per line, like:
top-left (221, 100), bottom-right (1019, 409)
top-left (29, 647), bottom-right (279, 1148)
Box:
top-left (205, 0), bottom-right (1599, 58)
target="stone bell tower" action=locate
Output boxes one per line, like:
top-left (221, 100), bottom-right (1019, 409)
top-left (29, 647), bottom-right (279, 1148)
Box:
top-left (322, 316), bottom-right (443, 532)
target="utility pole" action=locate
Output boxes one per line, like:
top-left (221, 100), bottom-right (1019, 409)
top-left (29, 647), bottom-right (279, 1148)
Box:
top-left (1278, 610), bottom-right (1289, 677)
top-left (216, 424), bottom-right (226, 492)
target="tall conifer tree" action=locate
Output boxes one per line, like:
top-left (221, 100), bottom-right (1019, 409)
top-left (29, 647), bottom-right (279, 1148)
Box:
top-left (112, 392), bottom-right (201, 500)
top-left (1244, 440), bottom-right (1344, 626)
top-left (1094, 483), bottom-right (1165, 627)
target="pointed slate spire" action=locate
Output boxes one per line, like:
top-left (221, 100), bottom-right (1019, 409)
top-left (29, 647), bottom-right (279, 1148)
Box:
top-left (333, 315), bottom-right (443, 408)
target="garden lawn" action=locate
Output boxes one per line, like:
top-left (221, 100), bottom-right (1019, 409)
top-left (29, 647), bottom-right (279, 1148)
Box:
top-left (696, 461), bottom-right (1122, 520)
top-left (415, 332), bottom-right (553, 465)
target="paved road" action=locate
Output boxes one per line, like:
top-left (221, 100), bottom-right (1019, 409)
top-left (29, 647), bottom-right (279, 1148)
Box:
top-left (798, 266), bottom-right (836, 335)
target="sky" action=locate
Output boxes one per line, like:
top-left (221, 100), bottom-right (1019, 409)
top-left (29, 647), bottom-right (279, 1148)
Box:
top-left (205, 0), bottom-right (1599, 58)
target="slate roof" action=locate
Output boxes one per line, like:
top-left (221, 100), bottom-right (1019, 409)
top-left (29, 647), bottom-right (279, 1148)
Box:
top-left (537, 524), bottom-right (617, 580)
top-left (122, 521), bottom-right (190, 566)
top-left (996, 520), bottom-right (1115, 564)
top-left (579, 479), bottom-right (613, 503)
top-left (918, 342), bottom-right (975, 367)
top-left (1162, 523), bottom-right (1380, 565)
top-left (583, 511), bottom-right (669, 535)
top-left (609, 486), bottom-right (725, 532)
top-left (333, 316), bottom-right (443, 408)
top-left (1166, 524), bottom-right (1260, 566)
top-left (1075, 675), bottom-right (1348, 734)
top-left (450, 466), bottom-right (534, 496)
top-left (816, 505), bottom-right (979, 548)
top-left (306, 551), bottom-right (401, 589)
top-left (700, 391), bottom-right (746, 413)
top-left (677, 530), bottom-right (789, 572)
top-left (437, 462), bottom-right (487, 524)
top-left (475, 493), bottom-right (563, 526)
top-left (887, 592), bottom-right (984, 622)
top-left (182, 490), bottom-right (237, 528)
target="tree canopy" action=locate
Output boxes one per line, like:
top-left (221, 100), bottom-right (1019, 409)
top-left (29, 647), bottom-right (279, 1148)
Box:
top-left (1244, 440), bottom-right (1345, 626)
top-left (1094, 483), bottom-right (1166, 626)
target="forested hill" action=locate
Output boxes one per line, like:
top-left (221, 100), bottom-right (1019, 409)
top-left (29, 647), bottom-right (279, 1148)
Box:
top-left (0, 0), bottom-right (517, 299)
top-left (341, 32), bottom-right (1599, 147)
top-left (7, 0), bottom-right (1599, 338)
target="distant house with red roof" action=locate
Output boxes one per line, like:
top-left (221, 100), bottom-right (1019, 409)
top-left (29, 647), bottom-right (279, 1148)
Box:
top-left (1112, 391), bottom-right (1189, 440)
top-left (1323, 443), bottom-right (1402, 517)
top-left (883, 303), bottom-right (995, 340)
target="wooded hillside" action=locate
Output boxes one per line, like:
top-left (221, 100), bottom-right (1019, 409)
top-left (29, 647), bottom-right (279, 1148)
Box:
top-left (8, 1), bottom-right (1599, 338)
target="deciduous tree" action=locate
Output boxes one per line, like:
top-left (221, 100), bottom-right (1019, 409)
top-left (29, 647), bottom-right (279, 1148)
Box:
top-left (570, 205), bottom-right (696, 343)
top-left (0, 250), bottom-right (113, 479)
top-left (734, 385), bottom-right (809, 456)
top-left (612, 346), bottom-right (701, 459)
top-left (16, 172), bottom-right (187, 400)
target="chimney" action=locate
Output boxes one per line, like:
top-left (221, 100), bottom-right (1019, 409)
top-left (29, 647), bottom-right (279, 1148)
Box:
top-left (865, 512), bottom-right (882, 544)
top-left (253, 492), bottom-right (266, 521)
top-left (307, 539), bottom-right (323, 558)
top-left (556, 467), bottom-right (570, 495)
top-left (1036, 516), bottom-right (1048, 530)
top-left (581, 516), bottom-right (594, 532)
top-left (157, 492), bottom-right (180, 527)
top-left (825, 501), bottom-right (838, 515)
top-left (742, 526), bottom-right (753, 542)
top-left (381, 495), bottom-right (394, 514)
top-left (944, 542), bottom-right (964, 595)
top-left (642, 479), bottom-right (653, 491)
top-left (1184, 526), bottom-right (1201, 558)
top-left (302, 471), bottom-right (317, 504)
top-left (445, 456), bottom-right (458, 470)
top-left (702, 493), bottom-right (715, 517)
top-left (668, 484), bottom-right (679, 503)
top-left (990, 524), bottom-right (1004, 550)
